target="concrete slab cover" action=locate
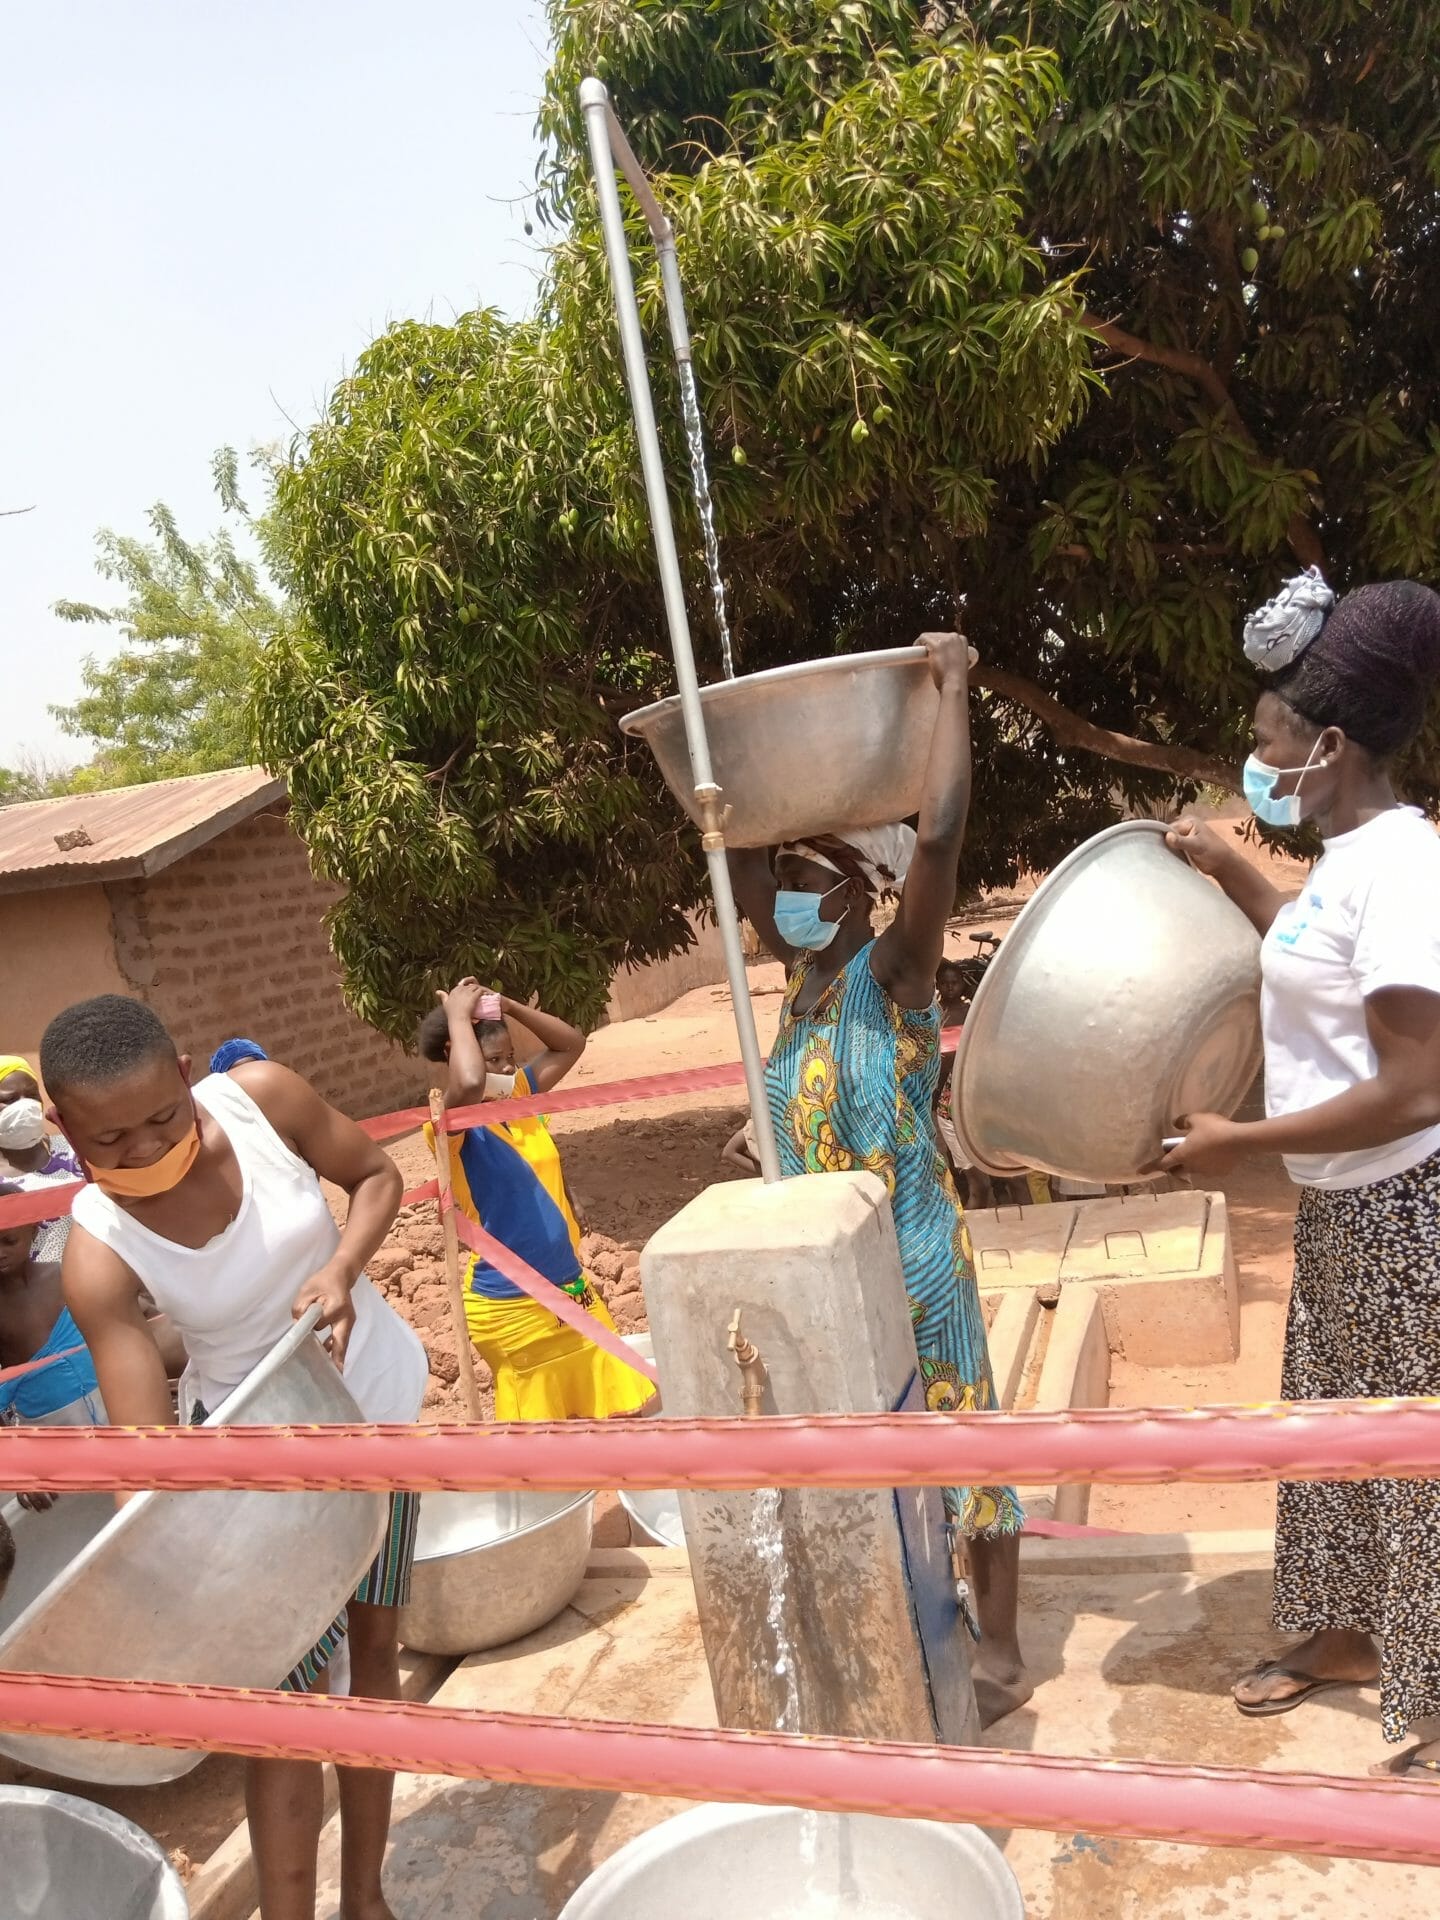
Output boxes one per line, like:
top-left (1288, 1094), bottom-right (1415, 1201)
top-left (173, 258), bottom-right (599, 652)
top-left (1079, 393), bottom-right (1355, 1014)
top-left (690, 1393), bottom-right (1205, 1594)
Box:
top-left (967, 1203), bottom-right (1076, 1288)
top-left (1061, 1191), bottom-right (1210, 1279)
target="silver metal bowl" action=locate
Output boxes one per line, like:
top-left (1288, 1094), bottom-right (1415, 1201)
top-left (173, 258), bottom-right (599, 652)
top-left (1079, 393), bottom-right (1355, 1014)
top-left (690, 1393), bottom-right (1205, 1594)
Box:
top-left (619, 1486), bottom-right (686, 1551)
top-left (0, 1311), bottom-right (387, 1786)
top-left (0, 1785), bottom-right (190, 1919)
top-left (399, 1490), bottom-right (595, 1656)
top-left (951, 820), bottom-right (1262, 1185)
top-left (619, 649), bottom-right (940, 848)
top-left (615, 1335), bottom-right (686, 1548)
top-left (557, 1804), bottom-right (1024, 1919)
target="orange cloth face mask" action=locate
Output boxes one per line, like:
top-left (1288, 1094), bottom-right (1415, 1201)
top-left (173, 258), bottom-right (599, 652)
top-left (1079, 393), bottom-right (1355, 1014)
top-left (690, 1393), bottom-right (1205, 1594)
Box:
top-left (87, 1122), bottom-right (201, 1199)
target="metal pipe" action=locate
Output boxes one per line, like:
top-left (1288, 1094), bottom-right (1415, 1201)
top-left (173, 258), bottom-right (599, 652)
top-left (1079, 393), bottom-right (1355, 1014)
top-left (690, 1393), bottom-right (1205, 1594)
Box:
top-left (580, 76), bottom-right (782, 1183)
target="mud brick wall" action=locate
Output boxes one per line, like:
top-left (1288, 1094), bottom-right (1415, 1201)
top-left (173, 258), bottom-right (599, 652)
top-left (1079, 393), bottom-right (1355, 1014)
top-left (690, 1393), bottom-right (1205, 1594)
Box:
top-left (106, 808), bottom-right (425, 1119)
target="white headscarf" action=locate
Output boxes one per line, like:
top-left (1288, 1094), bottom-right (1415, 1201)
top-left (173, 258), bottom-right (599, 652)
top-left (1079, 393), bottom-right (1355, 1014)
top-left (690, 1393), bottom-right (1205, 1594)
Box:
top-left (1243, 566), bottom-right (1335, 673)
top-left (782, 824), bottom-right (917, 899)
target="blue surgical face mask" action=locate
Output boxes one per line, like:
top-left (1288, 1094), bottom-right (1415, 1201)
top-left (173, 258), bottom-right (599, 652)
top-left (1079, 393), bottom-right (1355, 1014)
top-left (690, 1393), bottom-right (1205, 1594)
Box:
top-left (774, 879), bottom-right (848, 951)
top-left (1243, 739), bottom-right (1324, 829)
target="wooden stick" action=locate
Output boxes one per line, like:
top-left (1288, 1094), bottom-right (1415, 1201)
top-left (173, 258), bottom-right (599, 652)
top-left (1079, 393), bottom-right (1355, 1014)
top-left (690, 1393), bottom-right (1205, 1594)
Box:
top-left (429, 1088), bottom-right (484, 1422)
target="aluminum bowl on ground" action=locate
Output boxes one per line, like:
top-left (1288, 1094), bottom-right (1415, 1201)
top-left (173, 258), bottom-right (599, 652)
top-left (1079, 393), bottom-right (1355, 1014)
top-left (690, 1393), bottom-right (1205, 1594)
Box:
top-left (951, 819), bottom-right (1262, 1187)
top-left (615, 1334), bottom-right (686, 1550)
top-left (556, 1804), bottom-right (1023, 1919)
top-left (619, 649), bottom-right (941, 848)
top-left (399, 1490), bottom-right (595, 1656)
top-left (0, 1310), bottom-right (387, 1786)
top-left (618, 1485), bottom-right (686, 1550)
top-left (0, 1785), bottom-right (190, 1919)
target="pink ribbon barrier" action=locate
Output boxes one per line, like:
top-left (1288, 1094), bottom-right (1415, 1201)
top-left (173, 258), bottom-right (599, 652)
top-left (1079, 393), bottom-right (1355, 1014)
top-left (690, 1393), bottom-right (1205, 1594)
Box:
top-left (0, 1032), bottom-right (966, 1228)
top-left (446, 1204), bottom-right (659, 1388)
top-left (0, 1181), bottom-right (82, 1230)
top-left (3, 1397), bottom-right (1438, 1493)
top-left (0, 1344), bottom-right (87, 1385)
top-left (359, 1029), bottom-right (963, 1145)
top-left (0, 1672), bottom-right (1432, 1866)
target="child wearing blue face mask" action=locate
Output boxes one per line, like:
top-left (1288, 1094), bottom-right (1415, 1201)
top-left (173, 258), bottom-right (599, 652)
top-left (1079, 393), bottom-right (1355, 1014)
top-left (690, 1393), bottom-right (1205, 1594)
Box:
top-left (728, 630), bottom-right (1030, 1733)
top-left (1164, 571), bottom-right (1440, 1782)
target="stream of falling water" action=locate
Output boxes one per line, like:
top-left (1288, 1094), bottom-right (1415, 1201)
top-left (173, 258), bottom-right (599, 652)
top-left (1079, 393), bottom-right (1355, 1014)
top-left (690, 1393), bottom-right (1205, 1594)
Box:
top-left (753, 1485), bottom-right (799, 1733)
top-left (677, 360), bottom-right (736, 679)
top-left (754, 1500), bottom-right (919, 1915)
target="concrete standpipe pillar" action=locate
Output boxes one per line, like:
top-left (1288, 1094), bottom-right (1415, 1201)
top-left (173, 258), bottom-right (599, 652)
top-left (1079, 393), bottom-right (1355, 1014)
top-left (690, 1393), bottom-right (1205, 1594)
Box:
top-left (641, 1170), bottom-right (980, 1746)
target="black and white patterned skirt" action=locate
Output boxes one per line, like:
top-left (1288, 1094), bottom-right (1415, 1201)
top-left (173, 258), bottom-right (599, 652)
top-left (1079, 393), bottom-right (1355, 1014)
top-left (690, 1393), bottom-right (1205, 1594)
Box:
top-left (1274, 1148), bottom-right (1440, 1742)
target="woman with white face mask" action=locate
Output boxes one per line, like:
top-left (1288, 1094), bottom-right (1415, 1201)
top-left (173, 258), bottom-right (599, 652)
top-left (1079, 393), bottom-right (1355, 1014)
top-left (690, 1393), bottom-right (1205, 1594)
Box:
top-left (416, 981), bottom-right (653, 1422)
top-left (0, 1055), bottom-right (82, 1263)
top-left (1163, 571), bottom-right (1440, 1783)
top-left (727, 630), bottom-right (1029, 1732)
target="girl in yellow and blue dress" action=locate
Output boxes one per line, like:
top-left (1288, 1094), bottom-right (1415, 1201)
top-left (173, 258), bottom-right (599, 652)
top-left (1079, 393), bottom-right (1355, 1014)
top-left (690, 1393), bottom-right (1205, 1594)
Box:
top-left (728, 630), bottom-right (1028, 1730)
top-left (418, 982), bottom-right (653, 1422)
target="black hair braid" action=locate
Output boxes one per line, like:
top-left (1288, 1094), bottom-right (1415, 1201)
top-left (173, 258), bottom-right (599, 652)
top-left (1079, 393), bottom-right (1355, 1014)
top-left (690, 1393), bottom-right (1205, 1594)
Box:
top-left (1273, 580), bottom-right (1440, 756)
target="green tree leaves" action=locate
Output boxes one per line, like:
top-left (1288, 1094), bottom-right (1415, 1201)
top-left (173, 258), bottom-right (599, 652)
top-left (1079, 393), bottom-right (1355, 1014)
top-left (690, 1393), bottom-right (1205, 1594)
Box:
top-left (51, 453), bottom-right (288, 787)
top-left (260, 0), bottom-right (1440, 1037)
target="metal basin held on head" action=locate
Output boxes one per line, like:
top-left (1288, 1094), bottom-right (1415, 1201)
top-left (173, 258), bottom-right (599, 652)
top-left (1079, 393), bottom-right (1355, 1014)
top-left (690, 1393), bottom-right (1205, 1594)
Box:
top-left (400, 1489), bottom-right (595, 1656)
top-left (558, 1804), bottom-right (1024, 1919)
top-left (0, 1309), bottom-right (387, 1786)
top-left (620, 649), bottom-right (940, 848)
top-left (951, 820), bottom-right (1262, 1186)
top-left (0, 1785), bottom-right (190, 1919)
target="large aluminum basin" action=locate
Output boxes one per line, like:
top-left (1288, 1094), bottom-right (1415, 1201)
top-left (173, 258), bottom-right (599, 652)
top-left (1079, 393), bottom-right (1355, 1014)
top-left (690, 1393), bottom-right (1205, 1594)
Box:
top-left (951, 820), bottom-right (1262, 1185)
top-left (0, 1311), bottom-right (387, 1785)
top-left (557, 1804), bottom-right (1023, 1918)
top-left (620, 649), bottom-right (940, 848)
top-left (400, 1490), bottom-right (595, 1656)
top-left (1, 1785), bottom-right (190, 1918)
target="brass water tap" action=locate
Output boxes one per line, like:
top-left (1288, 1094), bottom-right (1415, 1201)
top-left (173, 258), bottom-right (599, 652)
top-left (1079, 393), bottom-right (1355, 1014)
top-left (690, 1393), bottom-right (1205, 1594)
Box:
top-left (727, 1308), bottom-right (768, 1418)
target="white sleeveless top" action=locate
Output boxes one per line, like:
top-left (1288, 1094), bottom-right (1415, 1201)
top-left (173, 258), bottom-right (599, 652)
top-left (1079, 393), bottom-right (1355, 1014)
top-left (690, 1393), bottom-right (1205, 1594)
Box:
top-left (72, 1073), bottom-right (428, 1422)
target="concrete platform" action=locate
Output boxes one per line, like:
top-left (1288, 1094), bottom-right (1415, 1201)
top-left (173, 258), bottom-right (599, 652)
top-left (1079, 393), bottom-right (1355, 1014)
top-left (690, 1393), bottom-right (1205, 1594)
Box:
top-left (969, 1191), bottom-right (1239, 1365)
top-left (272, 1541), bottom-right (1429, 1920)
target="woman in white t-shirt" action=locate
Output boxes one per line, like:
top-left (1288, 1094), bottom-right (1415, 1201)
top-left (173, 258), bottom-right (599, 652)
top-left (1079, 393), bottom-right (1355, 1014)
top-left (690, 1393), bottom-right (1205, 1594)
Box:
top-left (1163, 571), bottom-right (1440, 1785)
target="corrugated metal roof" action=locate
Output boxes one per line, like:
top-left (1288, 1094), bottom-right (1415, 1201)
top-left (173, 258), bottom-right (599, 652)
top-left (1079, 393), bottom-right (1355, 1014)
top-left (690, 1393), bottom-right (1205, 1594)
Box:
top-left (0, 767), bottom-right (286, 894)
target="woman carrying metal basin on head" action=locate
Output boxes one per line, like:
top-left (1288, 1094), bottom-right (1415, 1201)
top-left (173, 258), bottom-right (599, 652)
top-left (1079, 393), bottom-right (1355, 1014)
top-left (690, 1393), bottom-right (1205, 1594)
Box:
top-left (1160, 572), bottom-right (1440, 1784)
top-left (727, 630), bottom-right (1029, 1730)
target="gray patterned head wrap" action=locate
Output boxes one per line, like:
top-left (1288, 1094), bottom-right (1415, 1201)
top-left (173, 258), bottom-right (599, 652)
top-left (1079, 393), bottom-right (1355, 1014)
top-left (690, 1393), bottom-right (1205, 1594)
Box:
top-left (1242, 567), bottom-right (1336, 673)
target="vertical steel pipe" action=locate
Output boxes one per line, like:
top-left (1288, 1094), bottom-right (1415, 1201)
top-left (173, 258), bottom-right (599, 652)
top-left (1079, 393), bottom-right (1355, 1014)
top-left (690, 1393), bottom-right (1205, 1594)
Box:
top-left (580, 77), bottom-right (781, 1182)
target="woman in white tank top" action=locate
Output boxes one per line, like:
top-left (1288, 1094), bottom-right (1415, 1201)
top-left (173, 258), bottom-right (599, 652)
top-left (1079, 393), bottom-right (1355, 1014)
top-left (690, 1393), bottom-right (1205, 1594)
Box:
top-left (46, 995), bottom-right (426, 1920)
top-left (73, 1070), bottom-right (426, 1421)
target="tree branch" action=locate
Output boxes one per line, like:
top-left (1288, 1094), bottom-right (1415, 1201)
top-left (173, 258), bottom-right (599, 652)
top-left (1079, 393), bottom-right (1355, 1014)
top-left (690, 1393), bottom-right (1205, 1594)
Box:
top-left (1085, 314), bottom-right (1325, 571)
top-left (972, 663), bottom-right (1239, 791)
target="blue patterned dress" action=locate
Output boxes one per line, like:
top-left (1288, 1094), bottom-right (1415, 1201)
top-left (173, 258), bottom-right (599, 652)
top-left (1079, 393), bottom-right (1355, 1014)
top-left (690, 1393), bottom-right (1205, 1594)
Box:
top-left (765, 940), bottom-right (1022, 1536)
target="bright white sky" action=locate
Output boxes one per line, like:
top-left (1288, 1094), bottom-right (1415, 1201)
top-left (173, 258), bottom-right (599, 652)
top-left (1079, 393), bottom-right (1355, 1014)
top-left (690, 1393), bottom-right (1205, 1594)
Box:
top-left (0, 0), bottom-right (553, 766)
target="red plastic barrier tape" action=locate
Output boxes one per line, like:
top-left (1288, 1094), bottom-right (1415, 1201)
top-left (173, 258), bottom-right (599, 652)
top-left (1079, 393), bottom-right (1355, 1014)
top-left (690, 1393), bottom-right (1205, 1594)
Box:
top-left (359, 1030), bottom-right (963, 1145)
top-left (0, 1031), bottom-right (965, 1226)
top-left (0, 1673), bottom-right (1433, 1866)
top-left (0, 1181), bottom-right (83, 1230)
top-left (3, 1398), bottom-right (1439, 1492)
top-left (447, 1204), bottom-right (659, 1387)
top-left (0, 1345), bottom-right (87, 1385)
